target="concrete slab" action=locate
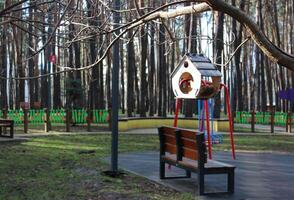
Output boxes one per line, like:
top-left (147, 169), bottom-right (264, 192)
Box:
top-left (115, 151), bottom-right (294, 199)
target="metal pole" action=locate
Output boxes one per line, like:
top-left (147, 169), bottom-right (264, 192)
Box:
top-left (111, 0), bottom-right (120, 174)
top-left (270, 109), bottom-right (274, 133)
top-left (173, 99), bottom-right (181, 127)
top-left (221, 83), bottom-right (236, 160)
top-left (44, 108), bottom-right (50, 132)
top-left (66, 109), bottom-right (71, 132)
top-left (287, 111), bottom-right (292, 133)
top-left (48, 63), bottom-right (51, 109)
top-left (204, 100), bottom-right (212, 159)
top-left (23, 108), bottom-right (28, 133)
top-left (251, 110), bottom-right (255, 133)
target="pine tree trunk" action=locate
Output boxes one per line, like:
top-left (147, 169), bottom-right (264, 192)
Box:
top-left (127, 19), bottom-right (135, 117)
top-left (87, 1), bottom-right (98, 109)
top-left (28, 4), bottom-right (34, 108)
top-left (0, 16), bottom-right (7, 109)
top-left (120, 40), bottom-right (125, 114)
top-left (127, 39), bottom-right (135, 116)
top-left (106, 50), bottom-right (111, 110)
top-left (53, 3), bottom-right (61, 108)
top-left (148, 19), bottom-right (156, 116)
top-left (139, 8), bottom-right (148, 116)
top-left (233, 0), bottom-right (246, 112)
top-left (41, 12), bottom-right (49, 108)
top-left (158, 22), bottom-right (167, 117)
top-left (213, 11), bottom-right (224, 118)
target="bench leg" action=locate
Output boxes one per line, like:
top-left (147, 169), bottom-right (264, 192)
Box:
top-left (227, 170), bottom-right (234, 193)
top-left (198, 172), bottom-right (205, 195)
top-left (160, 164), bottom-right (192, 179)
top-left (160, 160), bottom-right (165, 179)
top-left (10, 125), bottom-right (13, 138)
top-left (186, 170), bottom-right (191, 178)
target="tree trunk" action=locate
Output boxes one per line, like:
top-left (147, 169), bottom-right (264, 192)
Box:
top-left (41, 13), bottom-right (49, 108)
top-left (87, 1), bottom-right (99, 109)
top-left (148, 17), bottom-right (155, 116)
top-left (120, 39), bottom-right (125, 114)
top-left (213, 11), bottom-right (224, 118)
top-left (127, 29), bottom-right (135, 116)
top-left (106, 50), bottom-right (111, 109)
top-left (233, 0), bottom-right (245, 112)
top-left (0, 13), bottom-right (7, 109)
top-left (158, 20), bottom-right (167, 117)
top-left (53, 2), bottom-right (61, 108)
top-left (139, 0), bottom-right (148, 117)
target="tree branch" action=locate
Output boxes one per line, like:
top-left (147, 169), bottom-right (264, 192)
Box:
top-left (204, 0), bottom-right (294, 71)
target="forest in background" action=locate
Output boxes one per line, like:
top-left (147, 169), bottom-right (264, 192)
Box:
top-left (0, 0), bottom-right (293, 118)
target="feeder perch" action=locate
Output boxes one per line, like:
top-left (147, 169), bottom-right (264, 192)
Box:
top-left (171, 53), bottom-right (222, 99)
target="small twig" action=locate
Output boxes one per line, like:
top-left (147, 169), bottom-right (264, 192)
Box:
top-left (213, 36), bottom-right (251, 67)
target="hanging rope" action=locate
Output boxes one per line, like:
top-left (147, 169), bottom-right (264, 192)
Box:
top-left (187, 2), bottom-right (193, 53)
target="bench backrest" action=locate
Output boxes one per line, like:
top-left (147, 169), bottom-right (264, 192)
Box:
top-left (158, 126), bottom-right (178, 155)
top-left (158, 126), bottom-right (207, 165)
top-left (0, 119), bottom-right (14, 124)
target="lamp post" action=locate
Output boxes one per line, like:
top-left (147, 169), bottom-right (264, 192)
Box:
top-left (110, 0), bottom-right (120, 175)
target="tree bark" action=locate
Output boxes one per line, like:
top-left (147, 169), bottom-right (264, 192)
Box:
top-left (148, 13), bottom-right (156, 116)
top-left (53, 2), bottom-right (61, 108)
top-left (213, 11), bottom-right (224, 118)
top-left (139, 0), bottom-right (148, 117)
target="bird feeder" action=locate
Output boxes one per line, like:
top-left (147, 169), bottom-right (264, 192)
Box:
top-left (170, 53), bottom-right (235, 160)
top-left (171, 53), bottom-right (222, 99)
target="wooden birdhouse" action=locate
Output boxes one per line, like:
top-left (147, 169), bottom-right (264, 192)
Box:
top-left (171, 53), bottom-right (222, 99)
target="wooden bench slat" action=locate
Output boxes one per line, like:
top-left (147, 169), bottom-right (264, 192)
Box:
top-left (162, 154), bottom-right (177, 163)
top-left (180, 129), bottom-right (198, 140)
top-left (158, 126), bottom-right (235, 195)
top-left (181, 138), bottom-right (197, 150)
top-left (0, 124), bottom-right (12, 126)
top-left (161, 127), bottom-right (176, 136)
top-left (164, 143), bottom-right (177, 154)
top-left (206, 160), bottom-right (235, 168)
top-left (178, 159), bottom-right (199, 171)
top-left (164, 134), bottom-right (176, 145)
top-left (182, 147), bottom-right (198, 160)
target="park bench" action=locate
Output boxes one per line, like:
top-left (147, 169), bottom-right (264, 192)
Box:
top-left (158, 126), bottom-right (235, 195)
top-left (0, 119), bottom-right (14, 138)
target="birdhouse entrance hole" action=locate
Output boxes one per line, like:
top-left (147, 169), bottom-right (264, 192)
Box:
top-left (179, 72), bottom-right (193, 94)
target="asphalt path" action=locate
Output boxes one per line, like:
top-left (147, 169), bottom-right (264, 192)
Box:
top-left (116, 151), bottom-right (294, 200)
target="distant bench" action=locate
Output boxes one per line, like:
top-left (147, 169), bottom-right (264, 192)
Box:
top-left (158, 126), bottom-right (235, 195)
top-left (0, 119), bottom-right (14, 138)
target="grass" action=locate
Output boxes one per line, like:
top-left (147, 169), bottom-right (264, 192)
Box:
top-left (1, 133), bottom-right (294, 200)
top-left (216, 134), bottom-right (294, 152)
top-left (12, 124), bottom-right (110, 134)
top-left (0, 134), bottom-right (193, 200)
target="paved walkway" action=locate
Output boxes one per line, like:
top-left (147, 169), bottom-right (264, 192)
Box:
top-left (1, 125), bottom-right (293, 143)
top-left (0, 120), bottom-right (292, 143)
top-left (0, 121), bottom-right (292, 143)
top-left (116, 151), bottom-right (294, 199)
top-left (237, 123), bottom-right (288, 133)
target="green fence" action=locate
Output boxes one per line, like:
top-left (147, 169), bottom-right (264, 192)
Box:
top-left (50, 109), bottom-right (66, 124)
top-left (29, 109), bottom-right (45, 124)
top-left (235, 111), bottom-right (251, 124)
top-left (8, 110), bottom-right (24, 125)
top-left (93, 109), bottom-right (108, 123)
top-left (0, 109), bottom-right (108, 125)
top-left (235, 111), bottom-right (291, 126)
top-left (72, 109), bottom-right (86, 124)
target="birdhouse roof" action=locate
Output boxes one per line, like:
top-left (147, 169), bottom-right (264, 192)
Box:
top-left (171, 53), bottom-right (222, 78)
